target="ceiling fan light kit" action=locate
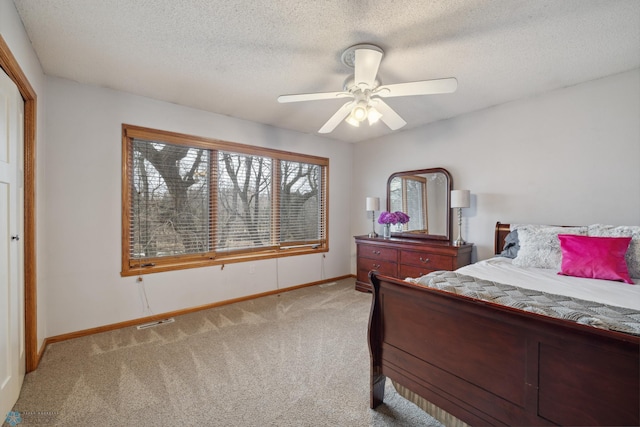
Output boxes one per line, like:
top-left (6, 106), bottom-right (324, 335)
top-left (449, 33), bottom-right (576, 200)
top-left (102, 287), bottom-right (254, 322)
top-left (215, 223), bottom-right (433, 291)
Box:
top-left (277, 44), bottom-right (457, 134)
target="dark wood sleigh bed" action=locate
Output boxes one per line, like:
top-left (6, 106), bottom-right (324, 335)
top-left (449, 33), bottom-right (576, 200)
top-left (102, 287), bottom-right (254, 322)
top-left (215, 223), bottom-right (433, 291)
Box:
top-left (368, 222), bottom-right (640, 426)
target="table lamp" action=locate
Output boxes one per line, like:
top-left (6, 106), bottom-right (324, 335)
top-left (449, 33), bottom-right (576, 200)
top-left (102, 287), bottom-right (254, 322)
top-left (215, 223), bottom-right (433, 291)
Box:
top-left (366, 197), bottom-right (380, 238)
top-left (451, 190), bottom-right (470, 246)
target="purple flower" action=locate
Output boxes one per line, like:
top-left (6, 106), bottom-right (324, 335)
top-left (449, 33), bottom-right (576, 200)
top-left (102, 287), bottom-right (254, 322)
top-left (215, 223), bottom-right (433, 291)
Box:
top-left (395, 211), bottom-right (410, 224)
top-left (377, 211), bottom-right (410, 225)
top-left (377, 211), bottom-right (397, 225)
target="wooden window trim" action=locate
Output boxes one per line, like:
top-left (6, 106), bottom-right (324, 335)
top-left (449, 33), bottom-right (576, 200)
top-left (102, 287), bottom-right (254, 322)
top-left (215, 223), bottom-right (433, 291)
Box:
top-left (121, 124), bottom-right (329, 276)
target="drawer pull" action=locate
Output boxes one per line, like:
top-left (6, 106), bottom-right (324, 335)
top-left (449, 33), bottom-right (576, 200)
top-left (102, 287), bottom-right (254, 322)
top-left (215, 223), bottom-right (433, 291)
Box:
top-left (372, 250), bottom-right (381, 255)
top-left (372, 263), bottom-right (381, 269)
top-left (419, 257), bottom-right (430, 264)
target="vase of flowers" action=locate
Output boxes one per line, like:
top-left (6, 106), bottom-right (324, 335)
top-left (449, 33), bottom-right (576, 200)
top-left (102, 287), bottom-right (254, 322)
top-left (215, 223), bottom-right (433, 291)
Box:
top-left (382, 223), bottom-right (391, 239)
top-left (377, 211), bottom-right (410, 239)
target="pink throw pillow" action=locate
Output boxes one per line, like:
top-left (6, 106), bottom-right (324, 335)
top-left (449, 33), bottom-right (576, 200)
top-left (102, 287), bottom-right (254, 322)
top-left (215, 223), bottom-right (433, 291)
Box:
top-left (558, 234), bottom-right (633, 284)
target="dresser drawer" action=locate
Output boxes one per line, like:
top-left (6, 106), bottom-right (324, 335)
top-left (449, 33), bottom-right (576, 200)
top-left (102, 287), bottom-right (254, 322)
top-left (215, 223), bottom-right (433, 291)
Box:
top-left (358, 244), bottom-right (398, 262)
top-left (399, 264), bottom-right (436, 280)
top-left (400, 250), bottom-right (454, 271)
top-left (357, 258), bottom-right (397, 283)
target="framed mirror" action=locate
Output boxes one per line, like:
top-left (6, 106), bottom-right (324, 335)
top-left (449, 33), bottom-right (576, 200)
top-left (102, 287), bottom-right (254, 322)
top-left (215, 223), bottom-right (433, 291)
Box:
top-left (387, 167), bottom-right (452, 241)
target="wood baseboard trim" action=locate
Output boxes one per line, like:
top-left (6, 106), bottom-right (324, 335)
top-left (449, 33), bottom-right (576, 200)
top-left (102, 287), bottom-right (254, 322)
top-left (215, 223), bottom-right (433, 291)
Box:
top-left (42, 275), bottom-right (354, 349)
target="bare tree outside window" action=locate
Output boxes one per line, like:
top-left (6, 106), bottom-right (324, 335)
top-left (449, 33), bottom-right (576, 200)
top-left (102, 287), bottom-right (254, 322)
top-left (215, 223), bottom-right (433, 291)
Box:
top-left (217, 152), bottom-right (272, 251)
top-left (132, 140), bottom-right (209, 259)
top-left (280, 161), bottom-right (321, 244)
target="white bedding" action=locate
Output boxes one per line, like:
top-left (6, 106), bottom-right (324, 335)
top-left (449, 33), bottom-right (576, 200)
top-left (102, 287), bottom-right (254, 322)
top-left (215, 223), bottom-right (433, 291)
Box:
top-left (456, 257), bottom-right (640, 311)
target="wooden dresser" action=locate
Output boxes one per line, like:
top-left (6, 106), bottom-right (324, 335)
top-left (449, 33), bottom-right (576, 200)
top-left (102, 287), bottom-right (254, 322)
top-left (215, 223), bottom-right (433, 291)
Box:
top-left (354, 235), bottom-right (473, 292)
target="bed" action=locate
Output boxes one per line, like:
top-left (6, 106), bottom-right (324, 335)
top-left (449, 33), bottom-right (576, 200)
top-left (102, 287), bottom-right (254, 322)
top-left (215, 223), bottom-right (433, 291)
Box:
top-left (368, 222), bottom-right (640, 426)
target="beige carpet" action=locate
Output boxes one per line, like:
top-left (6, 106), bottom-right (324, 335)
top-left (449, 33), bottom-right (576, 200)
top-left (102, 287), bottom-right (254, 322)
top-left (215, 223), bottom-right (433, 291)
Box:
top-left (6, 278), bottom-right (444, 426)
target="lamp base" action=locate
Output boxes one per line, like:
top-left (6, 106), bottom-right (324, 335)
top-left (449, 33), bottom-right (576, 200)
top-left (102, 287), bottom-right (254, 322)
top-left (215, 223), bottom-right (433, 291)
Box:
top-left (453, 207), bottom-right (466, 246)
top-left (369, 210), bottom-right (378, 238)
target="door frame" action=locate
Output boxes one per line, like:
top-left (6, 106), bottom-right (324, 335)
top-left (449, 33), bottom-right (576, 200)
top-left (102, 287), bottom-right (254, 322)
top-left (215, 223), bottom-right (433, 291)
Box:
top-left (0, 35), bottom-right (38, 372)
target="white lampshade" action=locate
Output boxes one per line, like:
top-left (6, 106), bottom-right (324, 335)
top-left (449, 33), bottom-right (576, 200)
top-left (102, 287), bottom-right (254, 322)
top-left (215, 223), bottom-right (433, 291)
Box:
top-left (366, 196), bottom-right (380, 211)
top-left (345, 115), bottom-right (360, 127)
top-left (367, 107), bottom-right (382, 125)
top-left (352, 102), bottom-right (368, 122)
top-left (450, 190), bottom-right (470, 208)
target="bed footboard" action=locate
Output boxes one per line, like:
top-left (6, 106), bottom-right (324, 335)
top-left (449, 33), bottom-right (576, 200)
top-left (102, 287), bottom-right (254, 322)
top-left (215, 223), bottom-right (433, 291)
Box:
top-left (368, 271), bottom-right (640, 426)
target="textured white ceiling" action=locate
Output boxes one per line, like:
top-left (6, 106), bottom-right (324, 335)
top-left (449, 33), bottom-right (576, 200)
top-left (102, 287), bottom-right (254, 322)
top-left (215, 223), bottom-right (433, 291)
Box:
top-left (12, 0), bottom-right (640, 143)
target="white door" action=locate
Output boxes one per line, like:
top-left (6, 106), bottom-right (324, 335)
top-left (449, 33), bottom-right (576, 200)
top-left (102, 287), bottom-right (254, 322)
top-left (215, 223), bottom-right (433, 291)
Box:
top-left (0, 67), bottom-right (25, 419)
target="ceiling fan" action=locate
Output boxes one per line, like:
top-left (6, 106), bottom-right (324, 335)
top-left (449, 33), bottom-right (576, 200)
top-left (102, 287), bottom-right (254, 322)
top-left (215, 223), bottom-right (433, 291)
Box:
top-left (277, 44), bottom-right (457, 134)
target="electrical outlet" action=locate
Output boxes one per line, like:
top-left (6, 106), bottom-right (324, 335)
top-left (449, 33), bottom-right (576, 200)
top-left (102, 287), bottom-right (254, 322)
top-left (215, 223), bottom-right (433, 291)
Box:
top-left (249, 264), bottom-right (255, 274)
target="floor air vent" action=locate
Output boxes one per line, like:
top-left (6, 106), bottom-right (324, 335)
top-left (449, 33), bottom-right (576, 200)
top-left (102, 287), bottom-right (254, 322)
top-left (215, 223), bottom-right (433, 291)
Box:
top-left (319, 282), bottom-right (337, 287)
top-left (136, 318), bottom-right (175, 330)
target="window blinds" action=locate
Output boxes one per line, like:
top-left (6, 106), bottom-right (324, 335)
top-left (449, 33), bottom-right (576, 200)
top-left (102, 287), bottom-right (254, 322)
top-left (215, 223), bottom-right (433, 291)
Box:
top-left (129, 138), bottom-right (326, 262)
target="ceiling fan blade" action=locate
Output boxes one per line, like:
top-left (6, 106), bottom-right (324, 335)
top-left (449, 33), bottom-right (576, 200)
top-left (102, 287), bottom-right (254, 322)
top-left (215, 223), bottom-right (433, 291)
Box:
top-left (376, 78), bottom-right (458, 98)
top-left (278, 91), bottom-right (352, 103)
top-left (373, 99), bottom-right (407, 130)
top-left (318, 101), bottom-right (354, 133)
top-left (354, 48), bottom-right (383, 88)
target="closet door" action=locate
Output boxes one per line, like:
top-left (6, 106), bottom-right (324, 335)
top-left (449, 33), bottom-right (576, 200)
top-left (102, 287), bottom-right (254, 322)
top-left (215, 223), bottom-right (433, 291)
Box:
top-left (0, 66), bottom-right (25, 419)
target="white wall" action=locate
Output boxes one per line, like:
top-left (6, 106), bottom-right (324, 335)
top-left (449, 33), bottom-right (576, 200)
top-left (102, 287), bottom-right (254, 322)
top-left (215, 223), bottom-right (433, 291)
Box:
top-left (42, 76), bottom-right (353, 337)
top-left (0, 0), bottom-right (48, 350)
top-left (352, 69), bottom-right (640, 266)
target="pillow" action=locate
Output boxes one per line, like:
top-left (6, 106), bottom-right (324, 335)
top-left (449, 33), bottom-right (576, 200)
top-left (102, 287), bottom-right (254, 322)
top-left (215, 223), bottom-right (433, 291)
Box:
top-left (558, 234), bottom-right (633, 284)
top-left (588, 224), bottom-right (640, 279)
top-left (513, 225), bottom-right (588, 269)
top-left (499, 229), bottom-right (519, 259)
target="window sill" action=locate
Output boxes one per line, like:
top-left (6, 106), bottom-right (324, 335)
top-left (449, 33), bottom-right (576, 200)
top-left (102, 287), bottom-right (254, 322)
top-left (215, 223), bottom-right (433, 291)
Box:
top-left (121, 245), bottom-right (328, 277)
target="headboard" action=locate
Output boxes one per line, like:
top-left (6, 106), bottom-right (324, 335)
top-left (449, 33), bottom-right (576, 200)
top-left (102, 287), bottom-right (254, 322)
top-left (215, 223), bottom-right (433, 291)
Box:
top-left (494, 222), bottom-right (511, 255)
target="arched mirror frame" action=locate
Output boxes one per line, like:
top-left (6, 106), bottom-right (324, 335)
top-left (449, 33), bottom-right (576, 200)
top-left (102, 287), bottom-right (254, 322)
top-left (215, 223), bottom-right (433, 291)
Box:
top-left (386, 167), bottom-right (452, 241)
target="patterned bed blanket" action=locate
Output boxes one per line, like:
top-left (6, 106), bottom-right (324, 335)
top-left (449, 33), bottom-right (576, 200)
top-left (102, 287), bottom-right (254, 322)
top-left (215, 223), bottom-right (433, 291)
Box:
top-left (406, 271), bottom-right (640, 336)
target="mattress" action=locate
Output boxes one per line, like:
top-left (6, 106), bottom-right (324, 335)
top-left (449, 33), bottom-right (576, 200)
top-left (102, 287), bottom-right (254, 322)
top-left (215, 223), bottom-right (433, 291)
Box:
top-left (456, 256), bottom-right (640, 310)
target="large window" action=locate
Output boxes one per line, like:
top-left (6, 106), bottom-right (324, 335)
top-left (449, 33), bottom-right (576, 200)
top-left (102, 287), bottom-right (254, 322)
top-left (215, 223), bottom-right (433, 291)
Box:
top-left (121, 125), bottom-right (328, 276)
